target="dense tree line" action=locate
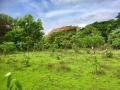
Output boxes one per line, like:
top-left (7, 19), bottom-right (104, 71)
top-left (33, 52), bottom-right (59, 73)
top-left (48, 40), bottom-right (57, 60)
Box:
top-left (48, 13), bottom-right (120, 49)
top-left (0, 14), bottom-right (44, 52)
top-left (0, 13), bottom-right (120, 53)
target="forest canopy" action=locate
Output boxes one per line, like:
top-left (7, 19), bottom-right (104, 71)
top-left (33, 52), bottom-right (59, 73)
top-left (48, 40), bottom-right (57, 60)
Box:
top-left (0, 13), bottom-right (120, 53)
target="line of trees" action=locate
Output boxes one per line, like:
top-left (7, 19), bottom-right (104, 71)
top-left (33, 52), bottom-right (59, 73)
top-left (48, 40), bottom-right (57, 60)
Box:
top-left (0, 13), bottom-right (120, 53)
top-left (47, 13), bottom-right (120, 49)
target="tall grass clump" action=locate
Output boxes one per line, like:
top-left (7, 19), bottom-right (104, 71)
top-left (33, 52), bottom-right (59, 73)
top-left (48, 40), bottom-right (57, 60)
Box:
top-left (92, 56), bottom-right (105, 76)
top-left (22, 54), bottom-right (31, 67)
top-left (5, 72), bottom-right (23, 90)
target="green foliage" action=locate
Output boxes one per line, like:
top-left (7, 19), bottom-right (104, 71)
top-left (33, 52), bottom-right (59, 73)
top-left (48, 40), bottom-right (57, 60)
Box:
top-left (0, 42), bottom-right (16, 53)
top-left (5, 72), bottom-right (22, 90)
top-left (108, 29), bottom-right (120, 49)
top-left (105, 50), bottom-right (113, 58)
top-left (77, 26), bottom-right (105, 48)
top-left (82, 35), bottom-right (105, 48)
top-left (41, 37), bottom-right (50, 50)
top-left (48, 25), bottom-right (105, 49)
top-left (14, 80), bottom-right (23, 90)
top-left (112, 38), bottom-right (120, 49)
top-left (5, 28), bottom-right (24, 44)
top-left (0, 50), bottom-right (120, 90)
top-left (92, 56), bottom-right (100, 72)
top-left (92, 56), bottom-right (105, 76)
top-left (22, 54), bottom-right (30, 67)
top-left (15, 15), bottom-right (44, 50)
top-left (3, 14), bottom-right (44, 50)
top-left (47, 13), bottom-right (120, 49)
top-left (90, 20), bottom-right (117, 42)
top-left (1, 13), bottom-right (120, 50)
top-left (48, 28), bottom-right (77, 49)
top-left (0, 13), bottom-right (14, 39)
top-left (5, 72), bottom-right (12, 89)
top-left (15, 14), bottom-right (44, 42)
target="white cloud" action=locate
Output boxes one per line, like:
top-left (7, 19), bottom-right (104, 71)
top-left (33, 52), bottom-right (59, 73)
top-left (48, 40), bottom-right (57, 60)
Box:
top-left (45, 9), bottom-right (84, 18)
top-left (51, 0), bottom-right (80, 4)
top-left (1, 0), bottom-right (120, 34)
top-left (78, 24), bottom-right (87, 27)
top-left (83, 9), bottom-right (119, 21)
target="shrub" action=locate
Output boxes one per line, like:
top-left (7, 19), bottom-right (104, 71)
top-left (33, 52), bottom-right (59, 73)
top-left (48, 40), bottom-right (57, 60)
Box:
top-left (112, 38), bottom-right (120, 49)
top-left (0, 42), bottom-right (17, 54)
top-left (105, 50), bottom-right (113, 58)
top-left (22, 55), bottom-right (30, 67)
top-left (16, 42), bottom-right (27, 51)
top-left (108, 29), bottom-right (120, 49)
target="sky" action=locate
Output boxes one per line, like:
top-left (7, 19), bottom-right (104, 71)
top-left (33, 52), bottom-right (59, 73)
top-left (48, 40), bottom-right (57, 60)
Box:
top-left (0, 0), bottom-right (120, 33)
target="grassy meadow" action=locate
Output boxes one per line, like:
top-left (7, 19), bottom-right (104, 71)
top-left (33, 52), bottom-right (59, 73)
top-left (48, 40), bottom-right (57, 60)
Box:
top-left (0, 49), bottom-right (120, 90)
top-left (1, 1), bottom-right (120, 90)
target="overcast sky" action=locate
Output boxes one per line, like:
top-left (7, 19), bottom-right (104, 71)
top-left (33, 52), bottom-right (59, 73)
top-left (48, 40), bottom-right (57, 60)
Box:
top-left (0, 0), bottom-right (120, 33)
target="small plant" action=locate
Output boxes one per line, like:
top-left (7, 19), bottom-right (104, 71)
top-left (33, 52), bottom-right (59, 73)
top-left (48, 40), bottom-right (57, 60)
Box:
top-left (5, 72), bottom-right (12, 90)
top-left (92, 56), bottom-right (105, 76)
top-left (5, 72), bottom-right (23, 90)
top-left (93, 56), bottom-right (100, 72)
top-left (104, 49), bottom-right (113, 58)
top-left (58, 61), bottom-right (71, 72)
top-left (106, 51), bottom-right (113, 58)
top-left (22, 55), bottom-right (30, 67)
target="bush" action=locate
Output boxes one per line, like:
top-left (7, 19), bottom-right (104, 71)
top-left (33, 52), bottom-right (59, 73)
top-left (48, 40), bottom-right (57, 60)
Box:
top-left (0, 42), bottom-right (17, 54)
top-left (82, 35), bottom-right (105, 48)
top-left (16, 42), bottom-right (27, 51)
top-left (112, 38), bottom-right (120, 49)
top-left (108, 29), bottom-right (120, 49)
top-left (22, 55), bottom-right (30, 67)
top-left (104, 50), bottom-right (113, 58)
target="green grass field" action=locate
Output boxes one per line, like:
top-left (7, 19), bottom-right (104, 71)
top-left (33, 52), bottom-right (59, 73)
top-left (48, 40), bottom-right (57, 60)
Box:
top-left (0, 49), bottom-right (120, 90)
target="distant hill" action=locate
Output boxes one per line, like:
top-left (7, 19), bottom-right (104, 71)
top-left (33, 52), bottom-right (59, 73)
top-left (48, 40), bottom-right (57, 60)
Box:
top-left (49, 25), bottom-right (81, 34)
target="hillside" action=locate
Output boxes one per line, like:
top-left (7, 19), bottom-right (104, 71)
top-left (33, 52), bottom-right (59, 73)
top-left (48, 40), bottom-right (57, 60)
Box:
top-left (49, 25), bottom-right (80, 33)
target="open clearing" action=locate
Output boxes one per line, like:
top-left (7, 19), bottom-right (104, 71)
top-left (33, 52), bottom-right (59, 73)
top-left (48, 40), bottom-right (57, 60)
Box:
top-left (0, 49), bottom-right (120, 90)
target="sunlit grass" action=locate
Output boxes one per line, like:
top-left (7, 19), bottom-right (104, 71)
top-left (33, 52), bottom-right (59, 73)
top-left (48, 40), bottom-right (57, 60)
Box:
top-left (0, 49), bottom-right (120, 90)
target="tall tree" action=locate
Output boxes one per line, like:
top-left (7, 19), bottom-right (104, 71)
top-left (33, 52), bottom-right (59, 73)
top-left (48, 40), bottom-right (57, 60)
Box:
top-left (0, 13), bottom-right (14, 42)
top-left (5, 14), bottom-right (44, 50)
